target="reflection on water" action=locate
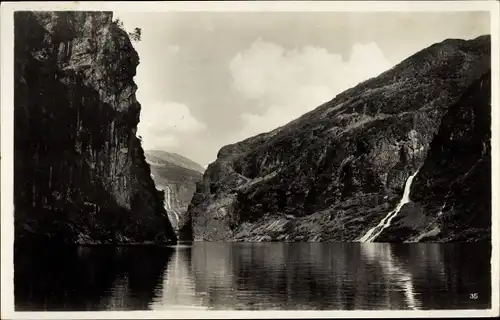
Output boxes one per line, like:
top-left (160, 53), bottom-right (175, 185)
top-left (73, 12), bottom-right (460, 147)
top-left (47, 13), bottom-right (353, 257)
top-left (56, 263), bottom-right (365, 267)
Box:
top-left (15, 242), bottom-right (491, 311)
top-left (15, 245), bottom-right (173, 311)
top-left (150, 245), bottom-right (207, 310)
top-left (361, 244), bottom-right (419, 309)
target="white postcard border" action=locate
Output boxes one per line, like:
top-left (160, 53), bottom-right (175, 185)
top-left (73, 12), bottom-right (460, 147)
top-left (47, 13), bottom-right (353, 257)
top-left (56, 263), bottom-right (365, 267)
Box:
top-left (1, 1), bottom-right (499, 319)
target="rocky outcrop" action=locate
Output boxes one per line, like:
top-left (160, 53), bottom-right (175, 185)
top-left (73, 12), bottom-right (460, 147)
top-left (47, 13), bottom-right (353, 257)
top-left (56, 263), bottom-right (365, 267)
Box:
top-left (378, 71), bottom-right (491, 242)
top-left (179, 35), bottom-right (491, 243)
top-left (145, 150), bottom-right (204, 232)
top-left (14, 11), bottom-right (176, 244)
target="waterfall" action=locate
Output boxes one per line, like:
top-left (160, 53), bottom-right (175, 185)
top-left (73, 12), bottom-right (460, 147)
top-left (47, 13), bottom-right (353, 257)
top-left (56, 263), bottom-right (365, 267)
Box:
top-left (168, 209), bottom-right (181, 226)
top-left (173, 209), bottom-right (180, 223)
top-left (165, 186), bottom-right (172, 210)
top-left (163, 186), bottom-right (181, 228)
top-left (359, 169), bottom-right (420, 243)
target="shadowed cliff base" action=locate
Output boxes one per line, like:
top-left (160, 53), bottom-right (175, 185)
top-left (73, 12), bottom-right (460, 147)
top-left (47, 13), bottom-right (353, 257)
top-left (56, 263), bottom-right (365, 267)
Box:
top-left (14, 11), bottom-right (176, 245)
top-left (179, 35), bottom-right (491, 243)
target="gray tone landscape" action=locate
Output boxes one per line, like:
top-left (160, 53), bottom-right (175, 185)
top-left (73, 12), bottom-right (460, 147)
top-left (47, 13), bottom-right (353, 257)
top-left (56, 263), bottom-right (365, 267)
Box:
top-left (9, 8), bottom-right (494, 315)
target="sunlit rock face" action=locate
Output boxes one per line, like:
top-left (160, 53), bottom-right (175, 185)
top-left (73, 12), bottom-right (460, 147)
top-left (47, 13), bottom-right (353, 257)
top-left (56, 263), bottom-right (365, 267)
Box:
top-left (14, 11), bottom-right (176, 244)
top-left (145, 150), bottom-right (204, 232)
top-left (180, 35), bottom-right (491, 243)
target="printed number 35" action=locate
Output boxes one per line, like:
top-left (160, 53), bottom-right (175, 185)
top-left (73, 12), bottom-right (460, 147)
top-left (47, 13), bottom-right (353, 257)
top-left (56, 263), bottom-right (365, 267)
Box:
top-left (470, 293), bottom-right (479, 300)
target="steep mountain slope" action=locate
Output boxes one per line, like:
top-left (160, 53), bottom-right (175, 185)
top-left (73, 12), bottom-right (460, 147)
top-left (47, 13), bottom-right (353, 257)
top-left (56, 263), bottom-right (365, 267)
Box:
top-left (179, 35), bottom-right (491, 243)
top-left (378, 71), bottom-right (491, 242)
top-left (146, 150), bottom-right (206, 173)
top-left (144, 150), bottom-right (204, 231)
top-left (14, 11), bottom-right (176, 244)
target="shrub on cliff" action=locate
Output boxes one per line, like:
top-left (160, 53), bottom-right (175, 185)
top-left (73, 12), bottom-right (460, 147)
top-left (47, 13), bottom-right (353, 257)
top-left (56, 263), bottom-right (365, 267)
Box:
top-left (129, 28), bottom-right (141, 42)
top-left (112, 19), bottom-right (141, 42)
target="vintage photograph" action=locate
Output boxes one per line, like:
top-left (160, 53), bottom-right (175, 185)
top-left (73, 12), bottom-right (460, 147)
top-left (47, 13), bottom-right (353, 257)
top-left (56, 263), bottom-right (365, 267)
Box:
top-left (1, 1), bottom-right (499, 318)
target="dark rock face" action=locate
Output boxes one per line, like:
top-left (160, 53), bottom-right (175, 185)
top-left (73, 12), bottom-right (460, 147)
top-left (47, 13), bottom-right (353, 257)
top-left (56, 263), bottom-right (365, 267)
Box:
top-left (378, 71), bottom-right (491, 243)
top-left (179, 35), bottom-right (491, 243)
top-left (144, 150), bottom-right (204, 232)
top-left (14, 11), bottom-right (176, 245)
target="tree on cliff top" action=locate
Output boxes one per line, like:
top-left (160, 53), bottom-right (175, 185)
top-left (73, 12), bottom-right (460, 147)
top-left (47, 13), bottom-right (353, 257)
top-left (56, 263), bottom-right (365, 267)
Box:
top-left (129, 27), bottom-right (142, 42)
top-left (112, 19), bottom-right (141, 42)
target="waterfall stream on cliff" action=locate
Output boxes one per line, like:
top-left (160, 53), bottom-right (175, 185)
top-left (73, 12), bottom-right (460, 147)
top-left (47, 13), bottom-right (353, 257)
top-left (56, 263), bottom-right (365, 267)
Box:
top-left (165, 187), bottom-right (172, 210)
top-left (149, 172), bottom-right (180, 227)
top-left (359, 169), bottom-right (420, 243)
top-left (163, 186), bottom-right (180, 226)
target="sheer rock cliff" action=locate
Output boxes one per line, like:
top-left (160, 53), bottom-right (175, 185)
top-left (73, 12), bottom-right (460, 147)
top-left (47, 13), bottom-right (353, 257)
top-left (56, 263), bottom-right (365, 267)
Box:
top-left (179, 35), bottom-right (491, 243)
top-left (14, 11), bottom-right (177, 244)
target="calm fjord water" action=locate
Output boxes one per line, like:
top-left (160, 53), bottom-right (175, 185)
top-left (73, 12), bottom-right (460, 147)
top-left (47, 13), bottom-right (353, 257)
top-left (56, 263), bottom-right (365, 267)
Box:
top-left (15, 242), bottom-right (491, 311)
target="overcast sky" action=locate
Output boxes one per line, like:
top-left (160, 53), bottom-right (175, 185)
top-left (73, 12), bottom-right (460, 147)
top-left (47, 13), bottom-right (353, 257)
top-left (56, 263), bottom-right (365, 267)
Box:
top-left (115, 11), bottom-right (489, 167)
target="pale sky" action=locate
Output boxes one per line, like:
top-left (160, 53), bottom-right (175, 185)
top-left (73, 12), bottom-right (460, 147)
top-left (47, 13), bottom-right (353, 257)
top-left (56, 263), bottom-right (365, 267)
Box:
top-left (115, 11), bottom-right (490, 166)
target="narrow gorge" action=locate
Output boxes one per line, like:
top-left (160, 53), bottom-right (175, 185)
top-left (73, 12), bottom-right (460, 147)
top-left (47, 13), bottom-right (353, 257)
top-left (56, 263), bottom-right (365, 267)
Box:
top-left (14, 11), bottom-right (177, 245)
top-left (145, 150), bottom-right (204, 233)
top-left (13, 11), bottom-right (491, 246)
top-left (179, 35), bottom-right (491, 243)
top-left (8, 6), bottom-right (495, 314)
